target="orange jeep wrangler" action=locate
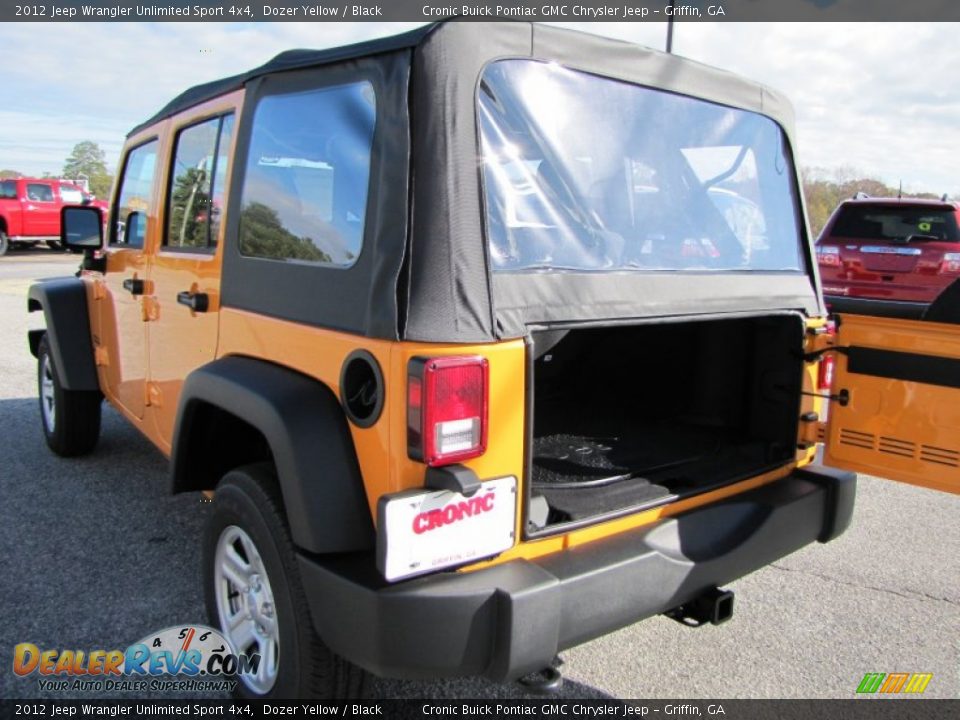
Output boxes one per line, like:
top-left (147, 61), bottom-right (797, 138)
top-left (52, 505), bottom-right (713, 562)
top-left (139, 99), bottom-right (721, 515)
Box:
top-left (28, 22), bottom-right (959, 699)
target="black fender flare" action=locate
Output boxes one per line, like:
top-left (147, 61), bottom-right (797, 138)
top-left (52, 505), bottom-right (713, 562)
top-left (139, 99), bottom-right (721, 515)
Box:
top-left (27, 278), bottom-right (100, 391)
top-left (172, 356), bottom-right (375, 554)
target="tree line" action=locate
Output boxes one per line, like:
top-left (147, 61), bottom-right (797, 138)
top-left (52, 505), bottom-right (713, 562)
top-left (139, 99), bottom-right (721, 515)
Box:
top-left (801, 167), bottom-right (947, 239)
top-left (0, 140), bottom-right (113, 199)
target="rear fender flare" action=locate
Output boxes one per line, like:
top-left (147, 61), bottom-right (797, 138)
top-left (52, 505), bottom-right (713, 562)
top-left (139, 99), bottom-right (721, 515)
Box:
top-left (172, 356), bottom-right (375, 554)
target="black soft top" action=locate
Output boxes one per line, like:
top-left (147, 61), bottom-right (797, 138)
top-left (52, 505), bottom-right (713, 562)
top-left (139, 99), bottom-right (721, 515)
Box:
top-left (136, 22), bottom-right (821, 343)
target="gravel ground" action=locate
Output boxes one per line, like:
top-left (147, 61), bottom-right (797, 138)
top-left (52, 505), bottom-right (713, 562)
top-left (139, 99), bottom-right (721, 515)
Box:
top-left (1, 252), bottom-right (957, 701)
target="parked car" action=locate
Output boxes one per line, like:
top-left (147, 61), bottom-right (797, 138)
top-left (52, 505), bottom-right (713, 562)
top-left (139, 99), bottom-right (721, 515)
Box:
top-left (29, 22), bottom-right (958, 700)
top-left (0, 177), bottom-right (107, 255)
top-left (816, 195), bottom-right (960, 317)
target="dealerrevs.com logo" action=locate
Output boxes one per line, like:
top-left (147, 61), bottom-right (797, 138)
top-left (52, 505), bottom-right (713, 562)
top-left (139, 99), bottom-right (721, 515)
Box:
top-left (13, 625), bottom-right (258, 693)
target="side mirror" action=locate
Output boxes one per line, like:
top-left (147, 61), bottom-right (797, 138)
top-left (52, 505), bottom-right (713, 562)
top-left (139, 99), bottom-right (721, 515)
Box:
top-left (61, 206), bottom-right (103, 251)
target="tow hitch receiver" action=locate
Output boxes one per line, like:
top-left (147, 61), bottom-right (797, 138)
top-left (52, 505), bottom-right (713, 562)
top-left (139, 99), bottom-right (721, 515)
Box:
top-left (666, 587), bottom-right (735, 627)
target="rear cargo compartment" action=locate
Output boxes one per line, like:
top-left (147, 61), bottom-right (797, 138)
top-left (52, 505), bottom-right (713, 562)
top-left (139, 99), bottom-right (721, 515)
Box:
top-left (528, 315), bottom-right (805, 533)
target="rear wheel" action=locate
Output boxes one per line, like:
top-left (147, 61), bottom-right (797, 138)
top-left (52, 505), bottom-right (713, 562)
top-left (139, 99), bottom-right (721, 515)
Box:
top-left (203, 463), bottom-right (370, 699)
top-left (37, 334), bottom-right (102, 456)
top-left (0, 231), bottom-right (9, 256)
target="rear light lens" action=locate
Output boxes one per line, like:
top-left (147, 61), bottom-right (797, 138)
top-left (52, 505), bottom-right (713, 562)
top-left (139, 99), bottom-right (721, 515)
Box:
top-left (408, 356), bottom-right (489, 467)
top-left (817, 321), bottom-right (837, 392)
top-left (939, 252), bottom-right (960, 275)
top-left (816, 245), bottom-right (841, 267)
top-left (817, 353), bottom-right (835, 392)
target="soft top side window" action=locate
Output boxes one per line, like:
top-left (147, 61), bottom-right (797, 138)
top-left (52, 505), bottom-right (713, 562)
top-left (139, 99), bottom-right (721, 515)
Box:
top-left (238, 81), bottom-right (376, 268)
top-left (112, 139), bottom-right (159, 248)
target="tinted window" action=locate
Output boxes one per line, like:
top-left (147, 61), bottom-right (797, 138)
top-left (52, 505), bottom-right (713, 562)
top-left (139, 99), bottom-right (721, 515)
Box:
top-left (26, 183), bottom-right (54, 202)
top-left (479, 60), bottom-right (803, 273)
top-left (831, 205), bottom-right (959, 242)
top-left (238, 82), bottom-right (375, 267)
top-left (0, 180), bottom-right (16, 199)
top-left (112, 140), bottom-right (159, 247)
top-left (166, 114), bottom-right (235, 250)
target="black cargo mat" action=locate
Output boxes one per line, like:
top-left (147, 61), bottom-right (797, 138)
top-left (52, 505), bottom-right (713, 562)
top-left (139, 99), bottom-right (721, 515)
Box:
top-left (531, 426), bottom-right (761, 521)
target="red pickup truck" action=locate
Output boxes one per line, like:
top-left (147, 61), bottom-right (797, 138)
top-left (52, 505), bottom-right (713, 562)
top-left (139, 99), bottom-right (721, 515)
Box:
top-left (0, 177), bottom-right (107, 256)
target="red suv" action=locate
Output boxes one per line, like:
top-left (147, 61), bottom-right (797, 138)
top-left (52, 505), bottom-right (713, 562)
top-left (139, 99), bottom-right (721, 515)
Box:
top-left (816, 196), bottom-right (960, 317)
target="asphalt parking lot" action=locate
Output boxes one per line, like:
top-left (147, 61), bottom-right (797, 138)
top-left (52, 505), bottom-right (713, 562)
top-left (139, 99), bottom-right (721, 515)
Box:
top-left (0, 252), bottom-right (957, 701)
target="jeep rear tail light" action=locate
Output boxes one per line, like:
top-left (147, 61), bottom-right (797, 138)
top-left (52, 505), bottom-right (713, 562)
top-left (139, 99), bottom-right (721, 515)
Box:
top-left (939, 252), bottom-right (960, 275)
top-left (817, 321), bottom-right (837, 392)
top-left (816, 245), bottom-right (841, 267)
top-left (408, 356), bottom-right (489, 467)
top-left (817, 353), bottom-right (835, 392)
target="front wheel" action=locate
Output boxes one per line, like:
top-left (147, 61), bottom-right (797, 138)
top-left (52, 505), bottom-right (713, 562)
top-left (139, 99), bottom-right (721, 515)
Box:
top-left (37, 334), bottom-right (101, 456)
top-left (0, 231), bottom-right (9, 256)
top-left (203, 463), bottom-right (370, 699)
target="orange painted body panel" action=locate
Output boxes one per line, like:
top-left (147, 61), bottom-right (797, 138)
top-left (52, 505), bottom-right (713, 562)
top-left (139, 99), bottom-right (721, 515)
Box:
top-left (96, 117), bottom-right (170, 422)
top-left (824, 314), bottom-right (960, 495)
top-left (216, 308), bottom-right (528, 525)
top-left (146, 91), bottom-right (243, 451)
top-left (87, 91), bottom-right (244, 452)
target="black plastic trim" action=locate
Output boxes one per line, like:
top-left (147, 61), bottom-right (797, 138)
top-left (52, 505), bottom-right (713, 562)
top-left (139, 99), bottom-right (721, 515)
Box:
top-left (26, 278), bottom-right (100, 391)
top-left (795, 464), bottom-right (857, 543)
top-left (172, 356), bottom-right (374, 554)
top-left (339, 349), bottom-right (384, 428)
top-left (825, 295), bottom-right (928, 320)
top-left (846, 346), bottom-right (960, 390)
top-left (424, 464), bottom-right (481, 497)
top-left (297, 465), bottom-right (856, 681)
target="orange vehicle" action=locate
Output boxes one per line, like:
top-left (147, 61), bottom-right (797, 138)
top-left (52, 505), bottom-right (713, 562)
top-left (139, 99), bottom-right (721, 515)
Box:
top-left (28, 22), bottom-right (958, 699)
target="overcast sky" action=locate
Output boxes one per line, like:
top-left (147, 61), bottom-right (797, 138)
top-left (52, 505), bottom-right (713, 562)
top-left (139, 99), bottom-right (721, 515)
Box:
top-left (2, 21), bottom-right (957, 196)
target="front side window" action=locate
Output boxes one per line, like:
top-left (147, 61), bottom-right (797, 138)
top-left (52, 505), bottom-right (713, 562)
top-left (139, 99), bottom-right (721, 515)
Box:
top-left (166, 114), bottom-right (235, 250)
top-left (479, 60), bottom-right (803, 273)
top-left (238, 82), bottom-right (375, 267)
top-left (112, 140), bottom-right (159, 247)
top-left (0, 180), bottom-right (16, 199)
top-left (26, 183), bottom-right (54, 202)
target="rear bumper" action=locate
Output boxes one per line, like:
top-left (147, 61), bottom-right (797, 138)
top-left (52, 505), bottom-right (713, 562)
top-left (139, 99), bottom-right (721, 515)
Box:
top-left (824, 294), bottom-right (929, 318)
top-left (298, 464), bottom-right (855, 681)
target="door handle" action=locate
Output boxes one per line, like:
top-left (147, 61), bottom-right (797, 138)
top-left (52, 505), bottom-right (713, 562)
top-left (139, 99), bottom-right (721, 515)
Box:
top-left (177, 290), bottom-right (209, 313)
top-left (122, 278), bottom-right (145, 296)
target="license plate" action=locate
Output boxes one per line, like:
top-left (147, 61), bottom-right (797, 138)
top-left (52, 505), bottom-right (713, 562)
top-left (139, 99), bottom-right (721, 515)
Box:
top-left (377, 476), bottom-right (517, 582)
top-left (860, 246), bottom-right (922, 256)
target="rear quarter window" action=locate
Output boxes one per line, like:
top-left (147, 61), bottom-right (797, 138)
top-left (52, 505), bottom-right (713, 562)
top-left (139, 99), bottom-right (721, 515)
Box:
top-left (238, 82), bottom-right (376, 268)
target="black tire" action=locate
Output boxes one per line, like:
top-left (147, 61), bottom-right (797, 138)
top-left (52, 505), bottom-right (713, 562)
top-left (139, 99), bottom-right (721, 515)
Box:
top-left (0, 230), bottom-right (9, 256)
top-left (37, 334), bottom-right (102, 456)
top-left (46, 240), bottom-right (64, 252)
top-left (203, 463), bottom-right (370, 699)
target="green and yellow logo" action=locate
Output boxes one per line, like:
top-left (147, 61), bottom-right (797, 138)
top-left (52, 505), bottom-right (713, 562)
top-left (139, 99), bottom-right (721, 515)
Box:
top-left (856, 672), bottom-right (932, 694)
